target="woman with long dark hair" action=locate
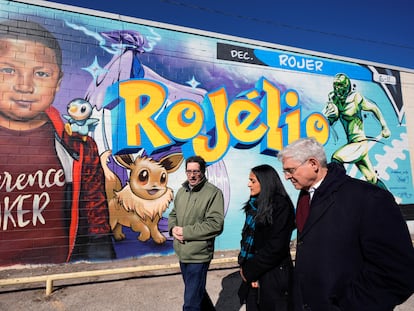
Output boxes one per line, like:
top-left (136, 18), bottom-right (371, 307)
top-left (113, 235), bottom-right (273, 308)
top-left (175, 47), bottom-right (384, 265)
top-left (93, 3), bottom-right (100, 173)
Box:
top-left (238, 164), bottom-right (295, 311)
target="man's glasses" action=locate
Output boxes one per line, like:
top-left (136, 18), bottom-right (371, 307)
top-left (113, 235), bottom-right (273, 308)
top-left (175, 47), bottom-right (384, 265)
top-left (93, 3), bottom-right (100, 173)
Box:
top-left (282, 160), bottom-right (307, 175)
top-left (186, 170), bottom-right (201, 175)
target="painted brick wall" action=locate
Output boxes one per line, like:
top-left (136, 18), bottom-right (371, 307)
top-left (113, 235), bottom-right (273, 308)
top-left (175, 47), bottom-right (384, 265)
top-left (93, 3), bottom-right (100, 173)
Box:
top-left (0, 0), bottom-right (413, 267)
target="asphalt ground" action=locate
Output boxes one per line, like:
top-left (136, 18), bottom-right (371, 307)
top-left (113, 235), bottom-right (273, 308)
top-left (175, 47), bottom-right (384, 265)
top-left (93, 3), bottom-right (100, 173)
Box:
top-left (0, 251), bottom-right (413, 311)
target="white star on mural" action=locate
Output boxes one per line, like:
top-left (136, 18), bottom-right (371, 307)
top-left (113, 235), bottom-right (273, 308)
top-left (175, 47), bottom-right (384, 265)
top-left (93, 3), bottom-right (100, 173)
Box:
top-left (186, 76), bottom-right (201, 88)
top-left (82, 56), bottom-right (108, 82)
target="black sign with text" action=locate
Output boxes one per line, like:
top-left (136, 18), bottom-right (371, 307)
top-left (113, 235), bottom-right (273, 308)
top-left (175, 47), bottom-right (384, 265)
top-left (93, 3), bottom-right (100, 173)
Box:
top-left (217, 42), bottom-right (267, 66)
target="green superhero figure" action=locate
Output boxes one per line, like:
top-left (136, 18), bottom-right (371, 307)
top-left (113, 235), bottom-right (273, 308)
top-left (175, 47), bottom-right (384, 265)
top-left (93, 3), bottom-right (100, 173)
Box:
top-left (323, 73), bottom-right (390, 189)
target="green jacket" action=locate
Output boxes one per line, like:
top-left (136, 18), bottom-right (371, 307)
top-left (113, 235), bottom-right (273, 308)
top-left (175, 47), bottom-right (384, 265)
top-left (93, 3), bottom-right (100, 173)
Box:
top-left (168, 177), bottom-right (224, 263)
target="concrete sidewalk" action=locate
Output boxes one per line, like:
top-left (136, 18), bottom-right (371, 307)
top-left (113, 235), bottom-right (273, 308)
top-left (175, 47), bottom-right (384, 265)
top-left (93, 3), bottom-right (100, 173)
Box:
top-left (0, 252), bottom-right (413, 311)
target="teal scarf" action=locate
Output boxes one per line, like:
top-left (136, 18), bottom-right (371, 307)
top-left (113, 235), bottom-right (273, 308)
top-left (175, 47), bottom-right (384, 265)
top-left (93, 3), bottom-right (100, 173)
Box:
top-left (238, 197), bottom-right (257, 265)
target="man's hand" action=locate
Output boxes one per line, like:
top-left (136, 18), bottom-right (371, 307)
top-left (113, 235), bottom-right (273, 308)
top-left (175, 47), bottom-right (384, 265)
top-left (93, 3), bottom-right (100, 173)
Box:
top-left (172, 226), bottom-right (184, 243)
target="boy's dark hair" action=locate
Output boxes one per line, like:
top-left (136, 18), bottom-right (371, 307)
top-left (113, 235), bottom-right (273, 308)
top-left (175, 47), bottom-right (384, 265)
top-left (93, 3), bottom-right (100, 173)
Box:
top-left (185, 156), bottom-right (206, 174)
top-left (0, 19), bottom-right (62, 71)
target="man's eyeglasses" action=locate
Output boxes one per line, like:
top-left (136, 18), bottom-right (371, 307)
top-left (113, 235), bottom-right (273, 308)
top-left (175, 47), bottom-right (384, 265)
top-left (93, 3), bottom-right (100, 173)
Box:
top-left (186, 170), bottom-right (201, 175)
top-left (282, 160), bottom-right (307, 175)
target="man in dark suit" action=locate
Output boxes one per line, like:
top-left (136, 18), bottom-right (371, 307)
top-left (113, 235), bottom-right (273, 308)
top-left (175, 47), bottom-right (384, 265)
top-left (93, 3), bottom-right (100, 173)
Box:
top-left (277, 137), bottom-right (414, 311)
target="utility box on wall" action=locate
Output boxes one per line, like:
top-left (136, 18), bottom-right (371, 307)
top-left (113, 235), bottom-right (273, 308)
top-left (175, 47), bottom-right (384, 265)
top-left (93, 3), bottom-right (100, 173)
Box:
top-left (1, 0), bottom-right (413, 267)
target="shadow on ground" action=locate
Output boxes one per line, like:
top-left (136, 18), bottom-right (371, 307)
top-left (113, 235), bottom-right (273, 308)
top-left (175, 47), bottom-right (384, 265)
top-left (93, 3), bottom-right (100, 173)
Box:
top-left (215, 271), bottom-right (242, 311)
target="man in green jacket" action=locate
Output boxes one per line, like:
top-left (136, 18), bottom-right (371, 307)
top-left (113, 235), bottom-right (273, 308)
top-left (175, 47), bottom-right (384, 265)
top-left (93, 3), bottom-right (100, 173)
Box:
top-left (168, 155), bottom-right (225, 311)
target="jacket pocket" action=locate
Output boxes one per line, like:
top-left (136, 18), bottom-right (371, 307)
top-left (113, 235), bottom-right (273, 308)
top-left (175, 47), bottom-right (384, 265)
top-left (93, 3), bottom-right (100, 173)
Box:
top-left (260, 262), bottom-right (292, 296)
top-left (179, 240), bottom-right (211, 262)
top-left (275, 264), bottom-right (292, 295)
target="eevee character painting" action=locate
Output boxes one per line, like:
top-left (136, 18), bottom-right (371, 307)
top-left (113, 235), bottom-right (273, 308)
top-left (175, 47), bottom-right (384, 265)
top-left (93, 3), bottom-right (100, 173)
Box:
top-left (101, 150), bottom-right (183, 244)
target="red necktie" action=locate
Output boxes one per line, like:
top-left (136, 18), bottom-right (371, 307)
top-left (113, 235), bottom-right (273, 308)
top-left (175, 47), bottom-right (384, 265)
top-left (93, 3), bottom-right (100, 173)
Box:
top-left (296, 191), bottom-right (310, 233)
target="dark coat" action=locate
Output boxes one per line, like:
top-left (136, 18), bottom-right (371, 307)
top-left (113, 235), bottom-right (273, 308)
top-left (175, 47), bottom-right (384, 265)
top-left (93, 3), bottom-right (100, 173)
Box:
top-left (239, 193), bottom-right (295, 310)
top-left (293, 162), bottom-right (414, 311)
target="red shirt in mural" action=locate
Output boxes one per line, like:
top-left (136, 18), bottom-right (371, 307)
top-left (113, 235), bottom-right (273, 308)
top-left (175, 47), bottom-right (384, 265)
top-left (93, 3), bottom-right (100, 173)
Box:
top-left (0, 121), bottom-right (69, 265)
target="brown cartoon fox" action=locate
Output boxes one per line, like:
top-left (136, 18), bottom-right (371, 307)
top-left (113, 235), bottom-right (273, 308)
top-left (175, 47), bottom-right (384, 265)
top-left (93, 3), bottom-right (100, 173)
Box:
top-left (100, 150), bottom-right (183, 244)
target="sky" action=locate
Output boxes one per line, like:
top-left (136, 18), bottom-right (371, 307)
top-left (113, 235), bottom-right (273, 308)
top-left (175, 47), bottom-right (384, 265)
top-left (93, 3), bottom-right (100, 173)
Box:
top-left (38, 0), bottom-right (413, 70)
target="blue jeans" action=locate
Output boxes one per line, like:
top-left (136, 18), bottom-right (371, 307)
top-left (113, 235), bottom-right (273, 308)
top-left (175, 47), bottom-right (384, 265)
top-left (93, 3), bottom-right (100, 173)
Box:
top-left (180, 262), bottom-right (215, 311)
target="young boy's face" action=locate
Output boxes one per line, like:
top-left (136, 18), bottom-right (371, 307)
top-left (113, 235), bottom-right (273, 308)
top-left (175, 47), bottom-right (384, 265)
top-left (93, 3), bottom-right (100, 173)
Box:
top-left (0, 38), bottom-right (62, 129)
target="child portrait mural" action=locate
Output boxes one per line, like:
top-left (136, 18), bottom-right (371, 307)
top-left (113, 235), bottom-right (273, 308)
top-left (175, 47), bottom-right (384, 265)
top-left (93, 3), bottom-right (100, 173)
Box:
top-left (0, 1), bottom-right (412, 266)
top-left (0, 19), bottom-right (115, 265)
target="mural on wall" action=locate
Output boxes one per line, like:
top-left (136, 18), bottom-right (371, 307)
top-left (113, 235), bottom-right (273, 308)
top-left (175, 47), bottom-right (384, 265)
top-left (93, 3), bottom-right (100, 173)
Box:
top-left (0, 1), bottom-right (412, 266)
top-left (323, 73), bottom-right (391, 190)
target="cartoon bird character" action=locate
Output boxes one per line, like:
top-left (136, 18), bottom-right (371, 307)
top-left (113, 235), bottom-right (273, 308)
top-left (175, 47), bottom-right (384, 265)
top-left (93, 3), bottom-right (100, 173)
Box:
top-left (64, 98), bottom-right (99, 141)
top-left (100, 150), bottom-right (183, 244)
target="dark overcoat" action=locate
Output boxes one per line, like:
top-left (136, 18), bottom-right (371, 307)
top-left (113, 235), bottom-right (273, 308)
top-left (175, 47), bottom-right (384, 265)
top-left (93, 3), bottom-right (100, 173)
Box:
top-left (293, 162), bottom-right (414, 311)
top-left (240, 193), bottom-right (295, 310)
